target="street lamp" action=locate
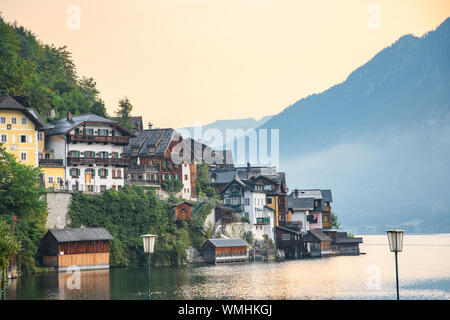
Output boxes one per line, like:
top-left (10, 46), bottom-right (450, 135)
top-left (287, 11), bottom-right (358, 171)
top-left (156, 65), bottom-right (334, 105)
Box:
top-left (141, 234), bottom-right (157, 300)
top-left (386, 229), bottom-right (404, 300)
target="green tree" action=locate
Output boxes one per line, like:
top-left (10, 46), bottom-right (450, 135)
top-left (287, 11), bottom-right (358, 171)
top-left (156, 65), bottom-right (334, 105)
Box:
top-left (0, 15), bottom-right (107, 120)
top-left (196, 163), bottom-right (216, 198)
top-left (0, 145), bottom-right (47, 273)
top-left (330, 211), bottom-right (341, 229)
top-left (115, 97), bottom-right (134, 130)
top-left (0, 219), bottom-right (21, 300)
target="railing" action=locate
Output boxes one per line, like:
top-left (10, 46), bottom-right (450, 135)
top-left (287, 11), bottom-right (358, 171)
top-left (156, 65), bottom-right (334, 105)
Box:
top-left (67, 134), bottom-right (129, 145)
top-left (39, 159), bottom-right (64, 167)
top-left (67, 157), bottom-right (129, 167)
top-left (128, 165), bottom-right (159, 172)
top-left (224, 204), bottom-right (244, 212)
top-left (125, 179), bottom-right (160, 186)
top-left (256, 217), bottom-right (270, 225)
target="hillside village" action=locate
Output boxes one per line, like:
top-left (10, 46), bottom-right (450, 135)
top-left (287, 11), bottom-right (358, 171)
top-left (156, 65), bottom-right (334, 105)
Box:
top-left (0, 94), bottom-right (362, 275)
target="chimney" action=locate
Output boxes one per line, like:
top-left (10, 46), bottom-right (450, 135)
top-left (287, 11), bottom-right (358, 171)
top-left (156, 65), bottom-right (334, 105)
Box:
top-left (294, 189), bottom-right (299, 198)
top-left (148, 122), bottom-right (153, 129)
top-left (67, 111), bottom-right (72, 121)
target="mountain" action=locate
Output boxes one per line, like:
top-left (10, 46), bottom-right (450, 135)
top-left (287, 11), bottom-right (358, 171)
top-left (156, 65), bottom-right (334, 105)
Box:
top-left (257, 18), bottom-right (450, 233)
top-left (178, 115), bottom-right (272, 146)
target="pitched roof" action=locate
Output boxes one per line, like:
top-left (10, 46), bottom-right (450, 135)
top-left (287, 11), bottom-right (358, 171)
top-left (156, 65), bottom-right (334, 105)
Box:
top-left (290, 189), bottom-right (333, 202)
top-left (335, 232), bottom-right (363, 244)
top-left (223, 176), bottom-right (264, 194)
top-left (123, 128), bottom-right (176, 156)
top-left (0, 95), bottom-right (47, 129)
top-left (205, 238), bottom-right (248, 248)
top-left (288, 197), bottom-right (314, 210)
top-left (320, 190), bottom-right (333, 202)
top-left (171, 201), bottom-right (195, 208)
top-left (46, 114), bottom-right (134, 136)
top-left (308, 230), bottom-right (332, 242)
top-left (210, 169), bottom-right (237, 184)
top-left (47, 227), bottom-right (114, 242)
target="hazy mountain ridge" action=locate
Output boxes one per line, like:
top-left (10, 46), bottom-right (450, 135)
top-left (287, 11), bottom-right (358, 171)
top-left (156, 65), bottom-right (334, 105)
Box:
top-left (259, 18), bottom-right (450, 233)
top-left (178, 115), bottom-right (273, 145)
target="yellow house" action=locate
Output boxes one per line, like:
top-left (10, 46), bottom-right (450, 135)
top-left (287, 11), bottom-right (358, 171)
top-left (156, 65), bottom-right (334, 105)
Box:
top-left (0, 95), bottom-right (64, 189)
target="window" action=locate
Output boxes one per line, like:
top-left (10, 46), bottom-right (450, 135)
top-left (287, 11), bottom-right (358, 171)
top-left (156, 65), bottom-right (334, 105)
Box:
top-left (100, 185), bottom-right (107, 192)
top-left (148, 147), bottom-right (155, 152)
top-left (20, 135), bottom-right (27, 143)
top-left (84, 151), bottom-right (95, 158)
top-left (245, 198), bottom-right (250, 206)
top-left (11, 117), bottom-right (17, 124)
top-left (0, 117), bottom-right (6, 124)
top-left (184, 174), bottom-right (188, 180)
top-left (38, 152), bottom-right (43, 159)
top-left (48, 176), bottom-right (54, 184)
top-left (132, 148), bottom-right (139, 153)
top-left (98, 168), bottom-right (108, 178)
top-left (21, 118), bottom-right (27, 125)
top-left (68, 150), bottom-right (80, 157)
top-left (70, 168), bottom-right (80, 178)
top-left (57, 177), bottom-right (63, 184)
top-left (1, 134), bottom-right (7, 143)
top-left (281, 234), bottom-right (291, 241)
top-left (267, 197), bottom-right (273, 205)
top-left (20, 152), bottom-right (27, 161)
top-left (85, 128), bottom-right (94, 135)
top-left (98, 129), bottom-right (109, 136)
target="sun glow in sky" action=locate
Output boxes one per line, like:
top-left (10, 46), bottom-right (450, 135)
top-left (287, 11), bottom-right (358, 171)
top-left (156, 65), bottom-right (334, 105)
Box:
top-left (1, 0), bottom-right (449, 128)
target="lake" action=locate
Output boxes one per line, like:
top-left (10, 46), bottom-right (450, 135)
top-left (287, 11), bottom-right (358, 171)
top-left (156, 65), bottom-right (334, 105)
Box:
top-left (6, 234), bottom-right (450, 300)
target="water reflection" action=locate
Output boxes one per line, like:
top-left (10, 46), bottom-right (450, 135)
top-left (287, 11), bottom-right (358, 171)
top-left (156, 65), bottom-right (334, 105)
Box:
top-left (6, 234), bottom-right (450, 300)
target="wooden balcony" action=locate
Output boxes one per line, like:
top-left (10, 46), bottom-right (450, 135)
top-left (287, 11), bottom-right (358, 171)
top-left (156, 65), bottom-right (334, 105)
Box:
top-left (39, 159), bottom-right (64, 167)
top-left (67, 157), bottom-right (129, 167)
top-left (67, 134), bottom-right (130, 145)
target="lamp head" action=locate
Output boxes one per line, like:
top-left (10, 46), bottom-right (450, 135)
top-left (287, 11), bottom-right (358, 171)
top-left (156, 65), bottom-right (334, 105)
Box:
top-left (386, 229), bottom-right (404, 253)
top-left (141, 234), bottom-right (157, 253)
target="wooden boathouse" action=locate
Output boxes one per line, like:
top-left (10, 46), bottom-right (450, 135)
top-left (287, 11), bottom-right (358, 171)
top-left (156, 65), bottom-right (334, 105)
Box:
top-left (41, 227), bottom-right (114, 272)
top-left (203, 238), bottom-right (248, 264)
top-left (304, 230), bottom-right (334, 257)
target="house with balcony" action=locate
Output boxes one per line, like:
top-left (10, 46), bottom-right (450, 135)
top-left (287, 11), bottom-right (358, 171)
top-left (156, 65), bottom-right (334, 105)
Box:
top-left (289, 189), bottom-right (333, 229)
top-left (122, 127), bottom-right (189, 196)
top-left (222, 176), bottom-right (275, 242)
top-left (44, 112), bottom-right (134, 192)
top-left (249, 173), bottom-right (289, 227)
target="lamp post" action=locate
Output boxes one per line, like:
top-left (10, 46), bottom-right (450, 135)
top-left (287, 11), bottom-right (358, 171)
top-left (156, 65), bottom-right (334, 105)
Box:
top-left (141, 234), bottom-right (157, 300)
top-left (386, 229), bottom-right (404, 300)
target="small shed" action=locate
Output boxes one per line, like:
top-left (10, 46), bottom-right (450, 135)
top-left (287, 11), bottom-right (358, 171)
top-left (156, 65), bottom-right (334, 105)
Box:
top-left (41, 227), bottom-right (114, 272)
top-left (203, 238), bottom-right (248, 264)
top-left (275, 226), bottom-right (306, 259)
top-left (304, 230), bottom-right (333, 257)
top-left (172, 201), bottom-right (195, 221)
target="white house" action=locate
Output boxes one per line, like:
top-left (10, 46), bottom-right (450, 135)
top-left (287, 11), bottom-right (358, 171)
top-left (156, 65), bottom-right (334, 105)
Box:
top-left (44, 113), bottom-right (134, 192)
top-left (287, 197), bottom-right (315, 233)
top-left (181, 162), bottom-right (191, 200)
top-left (222, 176), bottom-right (275, 242)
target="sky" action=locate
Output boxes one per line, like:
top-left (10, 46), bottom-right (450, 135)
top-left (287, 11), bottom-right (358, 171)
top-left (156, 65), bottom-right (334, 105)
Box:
top-left (1, 0), bottom-right (449, 128)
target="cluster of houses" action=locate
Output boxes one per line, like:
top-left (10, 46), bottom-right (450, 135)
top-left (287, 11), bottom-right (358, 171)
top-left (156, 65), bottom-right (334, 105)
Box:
top-left (0, 95), bottom-right (362, 270)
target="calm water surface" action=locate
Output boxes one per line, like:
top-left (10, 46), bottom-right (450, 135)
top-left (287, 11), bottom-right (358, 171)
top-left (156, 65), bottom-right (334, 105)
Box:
top-left (6, 234), bottom-right (450, 300)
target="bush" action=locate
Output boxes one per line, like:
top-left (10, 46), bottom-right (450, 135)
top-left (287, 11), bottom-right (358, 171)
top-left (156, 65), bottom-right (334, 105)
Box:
top-left (68, 186), bottom-right (208, 267)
